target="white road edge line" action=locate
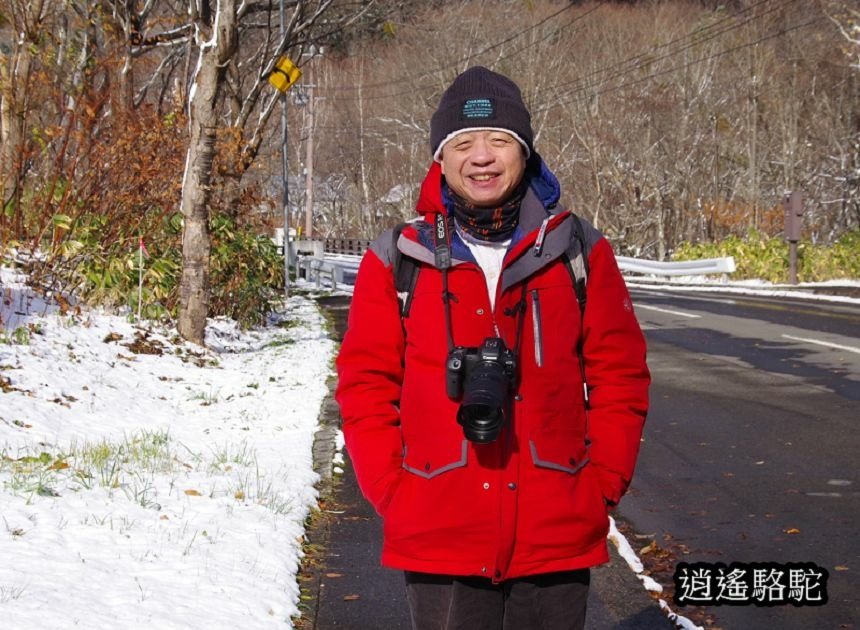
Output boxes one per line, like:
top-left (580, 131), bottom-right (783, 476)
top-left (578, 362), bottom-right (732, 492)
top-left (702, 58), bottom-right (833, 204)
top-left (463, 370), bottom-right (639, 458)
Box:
top-left (635, 304), bottom-right (702, 319)
top-left (780, 334), bottom-right (860, 355)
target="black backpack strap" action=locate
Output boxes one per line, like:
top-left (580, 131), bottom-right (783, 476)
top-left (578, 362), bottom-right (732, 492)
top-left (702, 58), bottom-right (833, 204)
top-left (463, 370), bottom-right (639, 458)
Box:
top-left (392, 222), bottom-right (420, 318)
top-left (561, 213), bottom-right (589, 318)
top-left (561, 212), bottom-right (591, 409)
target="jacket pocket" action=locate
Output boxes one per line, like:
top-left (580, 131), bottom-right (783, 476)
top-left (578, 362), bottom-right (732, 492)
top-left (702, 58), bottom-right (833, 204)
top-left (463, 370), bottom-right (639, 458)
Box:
top-left (530, 289), bottom-right (544, 368)
top-left (402, 439), bottom-right (469, 479)
top-left (529, 437), bottom-right (589, 475)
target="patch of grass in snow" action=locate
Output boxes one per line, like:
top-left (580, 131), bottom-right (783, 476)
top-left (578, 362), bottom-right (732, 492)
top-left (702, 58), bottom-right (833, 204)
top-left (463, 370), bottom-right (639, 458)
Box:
top-left (0, 323), bottom-right (43, 345)
top-left (1, 430), bottom-right (174, 504)
top-left (188, 387), bottom-right (221, 405)
top-left (72, 429), bottom-right (174, 491)
top-left (209, 440), bottom-right (255, 470)
top-left (1, 432), bottom-right (294, 515)
top-left (265, 336), bottom-right (295, 348)
top-left (0, 447), bottom-right (69, 497)
top-left (226, 459), bottom-right (295, 515)
top-left (275, 317), bottom-right (302, 329)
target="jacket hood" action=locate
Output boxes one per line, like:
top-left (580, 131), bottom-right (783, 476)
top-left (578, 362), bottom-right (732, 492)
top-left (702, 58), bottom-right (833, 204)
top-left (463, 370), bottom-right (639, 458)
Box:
top-left (415, 152), bottom-right (561, 218)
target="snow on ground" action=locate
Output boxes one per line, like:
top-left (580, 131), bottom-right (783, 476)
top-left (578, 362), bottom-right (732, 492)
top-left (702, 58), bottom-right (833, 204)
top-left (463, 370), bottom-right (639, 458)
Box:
top-left (1, 265), bottom-right (335, 629)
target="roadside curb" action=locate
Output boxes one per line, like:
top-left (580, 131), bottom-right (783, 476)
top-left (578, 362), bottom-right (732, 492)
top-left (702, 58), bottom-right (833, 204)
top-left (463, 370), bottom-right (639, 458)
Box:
top-left (294, 295), bottom-right (350, 629)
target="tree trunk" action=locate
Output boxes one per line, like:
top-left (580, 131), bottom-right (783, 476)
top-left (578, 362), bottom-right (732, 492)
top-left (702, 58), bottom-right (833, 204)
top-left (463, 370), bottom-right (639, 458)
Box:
top-left (0, 32), bottom-right (33, 236)
top-left (178, 0), bottom-right (238, 345)
top-left (357, 58), bottom-right (371, 235)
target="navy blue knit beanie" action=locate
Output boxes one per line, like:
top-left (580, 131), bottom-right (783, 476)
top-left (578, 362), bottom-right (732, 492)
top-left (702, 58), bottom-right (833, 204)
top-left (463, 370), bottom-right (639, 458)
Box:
top-left (430, 66), bottom-right (534, 161)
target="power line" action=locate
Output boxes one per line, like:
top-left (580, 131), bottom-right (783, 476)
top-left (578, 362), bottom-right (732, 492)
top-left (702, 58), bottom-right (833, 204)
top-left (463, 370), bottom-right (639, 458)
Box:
top-left (331, 9), bottom-right (601, 106)
top-left (319, 1), bottom-right (587, 94)
top-left (546, 0), bottom-right (783, 97)
top-left (533, 11), bottom-right (820, 114)
top-left (313, 3), bottom-right (605, 109)
top-left (299, 2), bottom-right (823, 146)
top-left (319, 0), bottom-right (799, 114)
top-left (541, 0), bottom-right (800, 102)
top-left (318, 0), bottom-right (783, 105)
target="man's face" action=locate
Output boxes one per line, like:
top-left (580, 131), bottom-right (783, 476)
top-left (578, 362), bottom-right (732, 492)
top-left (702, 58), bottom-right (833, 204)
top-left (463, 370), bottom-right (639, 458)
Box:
top-left (440, 130), bottom-right (527, 207)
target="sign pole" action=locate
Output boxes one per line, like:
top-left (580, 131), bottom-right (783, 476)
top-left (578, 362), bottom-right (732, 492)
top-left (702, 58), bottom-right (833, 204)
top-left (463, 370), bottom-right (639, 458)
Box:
top-left (267, 43), bottom-right (301, 299)
top-left (783, 191), bottom-right (802, 285)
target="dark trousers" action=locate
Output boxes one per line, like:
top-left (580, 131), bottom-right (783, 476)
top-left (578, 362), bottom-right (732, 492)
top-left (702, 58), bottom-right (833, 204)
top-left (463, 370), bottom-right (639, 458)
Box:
top-left (404, 569), bottom-right (590, 630)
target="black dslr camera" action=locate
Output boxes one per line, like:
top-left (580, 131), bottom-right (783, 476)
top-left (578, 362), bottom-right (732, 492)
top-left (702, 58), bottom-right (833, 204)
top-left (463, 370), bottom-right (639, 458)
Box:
top-left (446, 337), bottom-right (518, 443)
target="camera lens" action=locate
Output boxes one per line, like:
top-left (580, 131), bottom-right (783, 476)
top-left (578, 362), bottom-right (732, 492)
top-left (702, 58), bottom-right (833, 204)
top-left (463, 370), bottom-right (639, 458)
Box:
top-left (457, 362), bottom-right (509, 443)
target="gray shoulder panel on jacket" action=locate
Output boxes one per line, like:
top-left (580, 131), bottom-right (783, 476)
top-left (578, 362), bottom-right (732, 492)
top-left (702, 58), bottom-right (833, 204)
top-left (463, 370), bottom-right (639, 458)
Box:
top-left (368, 227), bottom-right (397, 268)
top-left (501, 213), bottom-right (574, 293)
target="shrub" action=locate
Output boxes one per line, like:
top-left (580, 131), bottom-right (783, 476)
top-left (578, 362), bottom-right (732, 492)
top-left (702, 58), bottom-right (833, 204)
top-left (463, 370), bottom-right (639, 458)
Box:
top-left (673, 230), bottom-right (860, 282)
top-left (24, 213), bottom-right (282, 328)
top-left (800, 231), bottom-right (860, 281)
top-left (27, 211), bottom-right (182, 320)
top-left (209, 215), bottom-right (285, 327)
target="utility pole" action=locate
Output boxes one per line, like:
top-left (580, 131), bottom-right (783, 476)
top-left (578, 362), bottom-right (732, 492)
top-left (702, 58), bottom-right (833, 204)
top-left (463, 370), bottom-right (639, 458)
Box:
top-left (304, 82), bottom-right (315, 240)
top-left (279, 0), bottom-right (290, 298)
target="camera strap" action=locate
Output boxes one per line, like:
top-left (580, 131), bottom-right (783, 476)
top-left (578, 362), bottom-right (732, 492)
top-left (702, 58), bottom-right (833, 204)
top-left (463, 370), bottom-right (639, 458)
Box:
top-left (435, 213), bottom-right (456, 352)
top-left (433, 213), bottom-right (452, 271)
top-left (437, 211), bottom-right (529, 360)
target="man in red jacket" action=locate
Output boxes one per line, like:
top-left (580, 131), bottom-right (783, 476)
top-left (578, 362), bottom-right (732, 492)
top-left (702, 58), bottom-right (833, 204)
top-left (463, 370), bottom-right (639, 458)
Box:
top-left (336, 66), bottom-right (649, 630)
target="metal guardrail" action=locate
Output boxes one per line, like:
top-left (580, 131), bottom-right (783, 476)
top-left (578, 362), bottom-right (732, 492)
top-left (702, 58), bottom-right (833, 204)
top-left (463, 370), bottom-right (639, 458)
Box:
top-left (297, 252), bottom-right (736, 289)
top-left (296, 255), bottom-right (361, 290)
top-left (616, 256), bottom-right (736, 276)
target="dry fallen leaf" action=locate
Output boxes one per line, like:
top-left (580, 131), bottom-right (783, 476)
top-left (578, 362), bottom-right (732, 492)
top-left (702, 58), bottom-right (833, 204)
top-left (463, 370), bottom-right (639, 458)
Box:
top-left (784, 527), bottom-right (801, 535)
top-left (326, 573), bottom-right (344, 578)
top-left (184, 489), bottom-right (202, 496)
top-left (343, 594), bottom-right (360, 601)
top-left (834, 565), bottom-right (849, 571)
top-left (639, 541), bottom-right (657, 555)
top-left (632, 533), bottom-right (655, 540)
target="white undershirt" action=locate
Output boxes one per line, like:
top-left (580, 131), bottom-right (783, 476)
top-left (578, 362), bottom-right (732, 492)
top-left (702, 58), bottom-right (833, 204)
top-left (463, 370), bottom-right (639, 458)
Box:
top-left (456, 223), bottom-right (510, 310)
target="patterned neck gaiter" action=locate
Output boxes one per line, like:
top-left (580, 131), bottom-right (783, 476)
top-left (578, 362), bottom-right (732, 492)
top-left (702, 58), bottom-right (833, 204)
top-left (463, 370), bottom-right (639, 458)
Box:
top-left (446, 180), bottom-right (527, 242)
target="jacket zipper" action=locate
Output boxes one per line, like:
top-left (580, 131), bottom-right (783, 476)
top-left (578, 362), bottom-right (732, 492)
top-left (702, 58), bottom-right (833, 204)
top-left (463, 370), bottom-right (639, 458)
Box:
top-left (530, 289), bottom-right (543, 367)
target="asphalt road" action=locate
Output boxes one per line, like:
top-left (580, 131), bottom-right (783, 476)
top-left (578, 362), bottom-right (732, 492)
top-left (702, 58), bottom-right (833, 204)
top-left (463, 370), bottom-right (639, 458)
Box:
top-left (623, 286), bottom-right (860, 629)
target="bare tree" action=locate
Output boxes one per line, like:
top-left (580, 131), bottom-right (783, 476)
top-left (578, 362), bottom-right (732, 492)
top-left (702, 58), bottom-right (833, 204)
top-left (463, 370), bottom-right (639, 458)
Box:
top-left (175, 0), bottom-right (374, 342)
top-left (0, 0), bottom-right (52, 236)
top-left (177, 0), bottom-right (239, 344)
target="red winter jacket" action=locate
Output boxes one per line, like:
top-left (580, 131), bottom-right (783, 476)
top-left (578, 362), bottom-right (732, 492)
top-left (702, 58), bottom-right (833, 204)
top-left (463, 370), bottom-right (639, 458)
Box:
top-left (335, 161), bottom-right (649, 581)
